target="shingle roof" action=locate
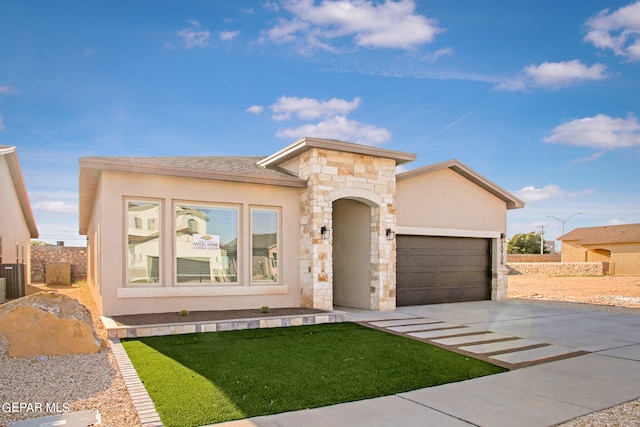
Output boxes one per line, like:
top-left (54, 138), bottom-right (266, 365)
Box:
top-left (81, 155), bottom-right (303, 183)
top-left (559, 223), bottom-right (640, 244)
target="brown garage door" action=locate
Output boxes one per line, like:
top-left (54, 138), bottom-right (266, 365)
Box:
top-left (396, 235), bottom-right (491, 306)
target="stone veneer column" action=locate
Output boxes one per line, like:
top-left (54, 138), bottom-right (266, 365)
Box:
top-left (297, 148), bottom-right (397, 311)
top-left (491, 235), bottom-right (509, 300)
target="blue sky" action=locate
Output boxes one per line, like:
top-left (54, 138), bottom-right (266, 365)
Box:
top-left (1, 0), bottom-right (639, 247)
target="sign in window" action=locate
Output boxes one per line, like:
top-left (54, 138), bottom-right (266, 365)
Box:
top-left (175, 204), bottom-right (238, 284)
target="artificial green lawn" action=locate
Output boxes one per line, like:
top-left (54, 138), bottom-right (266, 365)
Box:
top-left (122, 322), bottom-right (505, 427)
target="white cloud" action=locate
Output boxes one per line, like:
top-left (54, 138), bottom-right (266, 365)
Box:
top-left (495, 60), bottom-right (608, 91)
top-left (545, 114), bottom-right (640, 149)
top-left (246, 105), bottom-right (264, 114)
top-left (31, 190), bottom-right (78, 200)
top-left (276, 115), bottom-right (391, 145)
top-left (175, 21), bottom-right (211, 49)
top-left (220, 30), bottom-right (240, 41)
top-left (570, 151), bottom-right (606, 163)
top-left (514, 185), bottom-right (593, 203)
top-left (33, 201), bottom-right (78, 214)
top-left (270, 96), bottom-right (361, 121)
top-left (524, 60), bottom-right (608, 88)
top-left (0, 116), bottom-right (4, 131)
top-left (263, 0), bottom-right (442, 51)
top-left (256, 94), bottom-right (390, 145)
top-left (585, 1), bottom-right (640, 61)
top-left (422, 47), bottom-right (454, 62)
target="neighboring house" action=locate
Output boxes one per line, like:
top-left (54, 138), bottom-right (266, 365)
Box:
top-left (79, 137), bottom-right (524, 316)
top-left (0, 146), bottom-right (39, 294)
top-left (559, 223), bottom-right (640, 274)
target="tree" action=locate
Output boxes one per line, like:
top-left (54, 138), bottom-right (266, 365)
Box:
top-left (507, 232), bottom-right (550, 254)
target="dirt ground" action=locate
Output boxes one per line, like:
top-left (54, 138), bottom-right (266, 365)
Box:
top-left (508, 274), bottom-right (640, 309)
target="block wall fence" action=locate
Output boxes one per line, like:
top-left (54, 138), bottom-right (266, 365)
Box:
top-left (31, 246), bottom-right (87, 283)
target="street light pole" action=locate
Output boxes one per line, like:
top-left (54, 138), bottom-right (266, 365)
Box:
top-left (548, 212), bottom-right (582, 236)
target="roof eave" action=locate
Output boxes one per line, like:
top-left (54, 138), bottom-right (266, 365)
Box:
top-left (3, 147), bottom-right (39, 238)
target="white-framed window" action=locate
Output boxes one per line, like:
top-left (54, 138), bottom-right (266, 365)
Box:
top-left (175, 203), bottom-right (239, 284)
top-left (251, 207), bottom-right (279, 284)
top-left (126, 199), bottom-right (162, 284)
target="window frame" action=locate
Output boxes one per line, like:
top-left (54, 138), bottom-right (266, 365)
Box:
top-left (250, 206), bottom-right (281, 285)
top-left (124, 198), bottom-right (163, 287)
top-left (173, 201), bottom-right (241, 286)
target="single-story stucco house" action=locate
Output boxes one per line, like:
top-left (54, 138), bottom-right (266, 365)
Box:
top-left (559, 223), bottom-right (640, 274)
top-left (0, 146), bottom-right (39, 298)
top-left (79, 137), bottom-right (524, 316)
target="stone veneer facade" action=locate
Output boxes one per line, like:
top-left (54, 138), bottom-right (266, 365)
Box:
top-left (296, 148), bottom-right (397, 311)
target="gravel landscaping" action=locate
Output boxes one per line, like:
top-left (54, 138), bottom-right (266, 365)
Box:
top-left (0, 276), bottom-right (638, 427)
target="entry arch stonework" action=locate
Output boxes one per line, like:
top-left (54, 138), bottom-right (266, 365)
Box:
top-left (330, 187), bottom-right (383, 207)
top-left (296, 148), bottom-right (399, 311)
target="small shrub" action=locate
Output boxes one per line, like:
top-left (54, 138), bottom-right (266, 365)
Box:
top-left (261, 306), bottom-right (270, 314)
top-left (179, 309), bottom-right (189, 317)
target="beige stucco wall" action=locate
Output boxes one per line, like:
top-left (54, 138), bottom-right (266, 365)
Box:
top-left (0, 155), bottom-right (32, 283)
top-left (560, 241), bottom-right (584, 262)
top-left (86, 170), bottom-right (302, 316)
top-left (561, 241), bottom-right (640, 274)
top-left (332, 198), bottom-right (372, 309)
top-left (396, 168), bottom-right (506, 232)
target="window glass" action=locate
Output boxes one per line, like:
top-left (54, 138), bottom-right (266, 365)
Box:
top-left (175, 204), bottom-right (238, 283)
top-left (127, 201), bottom-right (161, 283)
top-left (252, 209), bottom-right (278, 283)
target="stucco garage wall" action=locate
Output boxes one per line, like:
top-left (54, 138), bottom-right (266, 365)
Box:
top-left (396, 168), bottom-right (506, 232)
top-left (91, 170), bottom-right (302, 316)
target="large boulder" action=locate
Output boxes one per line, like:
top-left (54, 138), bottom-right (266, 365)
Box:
top-left (0, 291), bottom-right (103, 357)
top-left (45, 261), bottom-right (72, 286)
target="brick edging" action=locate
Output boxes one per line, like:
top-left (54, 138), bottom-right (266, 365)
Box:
top-left (109, 338), bottom-right (164, 427)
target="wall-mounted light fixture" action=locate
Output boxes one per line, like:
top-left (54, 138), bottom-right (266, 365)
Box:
top-left (321, 226), bottom-right (331, 240)
top-left (386, 228), bottom-right (396, 241)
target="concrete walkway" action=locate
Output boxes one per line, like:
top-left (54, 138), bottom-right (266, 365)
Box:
top-left (215, 300), bottom-right (640, 427)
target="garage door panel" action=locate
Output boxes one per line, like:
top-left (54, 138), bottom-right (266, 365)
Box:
top-left (397, 235), bottom-right (491, 306)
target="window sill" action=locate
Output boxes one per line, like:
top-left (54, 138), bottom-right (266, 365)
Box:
top-left (117, 285), bottom-right (288, 298)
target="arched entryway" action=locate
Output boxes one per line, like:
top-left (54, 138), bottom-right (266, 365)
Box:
top-left (332, 198), bottom-right (372, 309)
